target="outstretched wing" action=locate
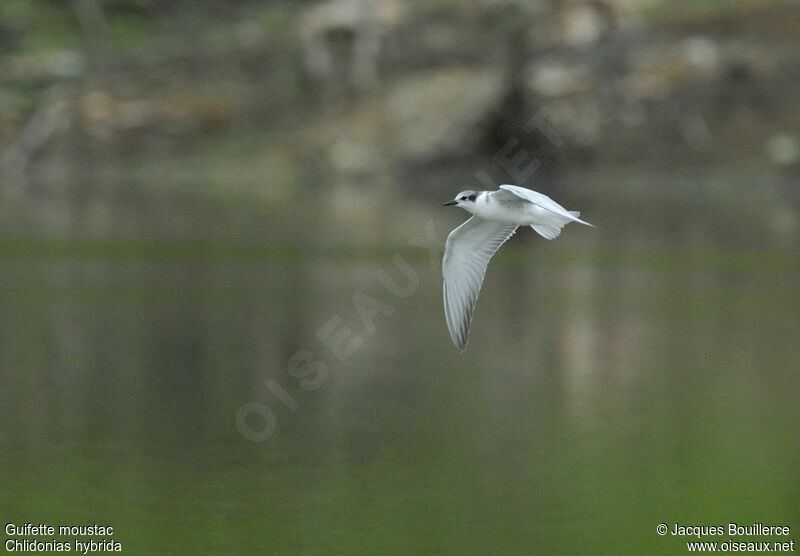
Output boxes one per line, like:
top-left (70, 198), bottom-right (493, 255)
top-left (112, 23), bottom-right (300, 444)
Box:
top-left (498, 184), bottom-right (594, 227)
top-left (443, 216), bottom-right (518, 351)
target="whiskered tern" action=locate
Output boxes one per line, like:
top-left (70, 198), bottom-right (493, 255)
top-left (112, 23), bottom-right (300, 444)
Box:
top-left (442, 184), bottom-right (593, 351)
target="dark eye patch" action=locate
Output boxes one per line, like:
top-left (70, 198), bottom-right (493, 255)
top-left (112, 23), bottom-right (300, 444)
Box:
top-left (468, 194), bottom-right (476, 201)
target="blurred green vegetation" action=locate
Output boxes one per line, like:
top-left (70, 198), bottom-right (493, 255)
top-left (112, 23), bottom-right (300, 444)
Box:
top-left (0, 0), bottom-right (793, 56)
top-left (641, 0), bottom-right (800, 21)
top-left (0, 1), bottom-right (303, 54)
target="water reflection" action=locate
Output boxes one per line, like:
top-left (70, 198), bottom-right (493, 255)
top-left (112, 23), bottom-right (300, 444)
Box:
top-left (1, 201), bottom-right (799, 552)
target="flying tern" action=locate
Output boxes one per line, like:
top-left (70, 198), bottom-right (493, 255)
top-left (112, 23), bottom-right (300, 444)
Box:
top-left (442, 184), bottom-right (593, 351)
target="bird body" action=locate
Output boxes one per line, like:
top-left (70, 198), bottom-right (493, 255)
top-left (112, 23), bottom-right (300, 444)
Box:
top-left (442, 185), bottom-right (593, 351)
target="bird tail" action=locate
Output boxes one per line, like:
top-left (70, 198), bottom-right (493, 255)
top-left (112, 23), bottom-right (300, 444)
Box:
top-left (531, 212), bottom-right (594, 240)
top-left (531, 223), bottom-right (564, 240)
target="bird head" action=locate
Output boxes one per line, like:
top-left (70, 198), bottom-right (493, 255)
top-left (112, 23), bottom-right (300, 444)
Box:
top-left (442, 190), bottom-right (478, 211)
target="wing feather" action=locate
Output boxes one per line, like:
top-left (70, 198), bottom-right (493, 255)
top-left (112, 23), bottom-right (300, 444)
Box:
top-left (442, 216), bottom-right (518, 351)
top-left (498, 184), bottom-right (594, 227)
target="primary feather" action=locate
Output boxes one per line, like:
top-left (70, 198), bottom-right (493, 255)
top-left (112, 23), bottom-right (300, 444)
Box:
top-left (442, 217), bottom-right (517, 351)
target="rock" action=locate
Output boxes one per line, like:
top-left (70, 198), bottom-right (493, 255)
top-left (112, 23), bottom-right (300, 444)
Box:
top-left (625, 45), bottom-right (693, 100)
top-left (561, 2), bottom-right (609, 47)
top-left (526, 61), bottom-right (593, 98)
top-left (387, 68), bottom-right (505, 161)
top-left (681, 36), bottom-right (720, 76)
top-left (328, 137), bottom-right (382, 174)
top-left (299, 0), bottom-right (406, 96)
top-left (6, 49), bottom-right (86, 84)
top-left (766, 133), bottom-right (800, 166)
top-left (46, 49), bottom-right (86, 79)
top-left (539, 99), bottom-right (603, 147)
top-left (558, 0), bottom-right (645, 48)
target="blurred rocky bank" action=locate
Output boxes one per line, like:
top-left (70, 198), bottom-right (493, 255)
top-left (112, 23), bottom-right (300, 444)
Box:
top-left (0, 0), bottom-right (798, 241)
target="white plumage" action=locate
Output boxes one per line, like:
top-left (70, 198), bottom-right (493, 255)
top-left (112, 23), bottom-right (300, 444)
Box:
top-left (442, 184), bottom-right (593, 351)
